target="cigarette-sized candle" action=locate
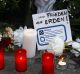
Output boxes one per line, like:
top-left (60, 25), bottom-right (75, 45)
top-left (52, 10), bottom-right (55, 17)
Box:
top-left (0, 47), bottom-right (4, 70)
top-left (23, 29), bottom-right (37, 58)
top-left (14, 48), bottom-right (27, 72)
top-left (42, 52), bottom-right (54, 74)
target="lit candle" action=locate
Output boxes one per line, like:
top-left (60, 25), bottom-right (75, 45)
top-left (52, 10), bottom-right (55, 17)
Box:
top-left (0, 47), bottom-right (4, 70)
top-left (58, 57), bottom-right (66, 66)
top-left (57, 56), bottom-right (67, 70)
top-left (42, 52), bottom-right (54, 74)
top-left (14, 48), bottom-right (27, 72)
top-left (23, 29), bottom-right (37, 58)
top-left (58, 61), bottom-right (66, 66)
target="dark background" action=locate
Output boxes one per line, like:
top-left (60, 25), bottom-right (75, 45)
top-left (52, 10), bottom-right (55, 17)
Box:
top-left (0, 0), bottom-right (36, 28)
top-left (0, 0), bottom-right (80, 30)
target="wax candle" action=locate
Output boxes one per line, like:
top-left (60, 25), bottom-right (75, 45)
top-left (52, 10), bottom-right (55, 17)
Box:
top-left (14, 49), bottom-right (27, 72)
top-left (23, 29), bottom-right (37, 58)
top-left (58, 57), bottom-right (66, 66)
top-left (0, 47), bottom-right (4, 70)
top-left (57, 56), bottom-right (67, 70)
top-left (42, 52), bottom-right (54, 74)
top-left (58, 61), bottom-right (66, 66)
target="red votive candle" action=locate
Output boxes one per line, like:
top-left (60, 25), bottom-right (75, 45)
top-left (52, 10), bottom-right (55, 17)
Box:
top-left (0, 47), bottom-right (4, 70)
top-left (14, 48), bottom-right (27, 72)
top-left (42, 52), bottom-right (54, 74)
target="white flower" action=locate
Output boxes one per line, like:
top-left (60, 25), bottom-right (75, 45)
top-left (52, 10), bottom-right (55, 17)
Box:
top-left (5, 27), bottom-right (13, 35)
top-left (0, 34), bottom-right (2, 41)
top-left (72, 42), bottom-right (80, 49)
top-left (71, 41), bottom-right (80, 57)
top-left (24, 26), bottom-right (27, 30)
top-left (47, 36), bottom-right (64, 56)
top-left (13, 26), bottom-right (27, 47)
top-left (71, 50), bottom-right (80, 57)
top-left (76, 38), bottom-right (80, 43)
top-left (3, 27), bottom-right (13, 39)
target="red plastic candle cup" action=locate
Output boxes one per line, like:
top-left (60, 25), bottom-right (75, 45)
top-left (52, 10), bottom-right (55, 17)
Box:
top-left (42, 52), bottom-right (54, 74)
top-left (0, 47), bottom-right (4, 70)
top-left (14, 48), bottom-right (27, 72)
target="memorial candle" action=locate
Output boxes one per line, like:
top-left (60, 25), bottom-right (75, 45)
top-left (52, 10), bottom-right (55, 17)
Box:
top-left (57, 56), bottom-right (67, 70)
top-left (42, 52), bottom-right (54, 74)
top-left (14, 49), bottom-right (27, 72)
top-left (0, 47), bottom-right (4, 70)
top-left (23, 29), bottom-right (37, 58)
top-left (58, 57), bottom-right (66, 66)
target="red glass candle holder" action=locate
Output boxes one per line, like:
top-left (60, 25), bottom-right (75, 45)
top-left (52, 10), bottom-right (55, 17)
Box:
top-left (14, 48), bottom-right (27, 72)
top-left (0, 46), bottom-right (5, 70)
top-left (42, 52), bottom-right (54, 74)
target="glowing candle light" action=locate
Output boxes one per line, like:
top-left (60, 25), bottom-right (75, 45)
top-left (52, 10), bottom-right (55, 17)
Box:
top-left (42, 52), bottom-right (54, 74)
top-left (56, 56), bottom-right (67, 70)
top-left (14, 48), bottom-right (27, 72)
top-left (58, 57), bottom-right (66, 66)
top-left (0, 47), bottom-right (4, 70)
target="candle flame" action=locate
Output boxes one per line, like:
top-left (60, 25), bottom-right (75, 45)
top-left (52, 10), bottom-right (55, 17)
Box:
top-left (59, 56), bottom-right (64, 62)
top-left (20, 57), bottom-right (23, 60)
